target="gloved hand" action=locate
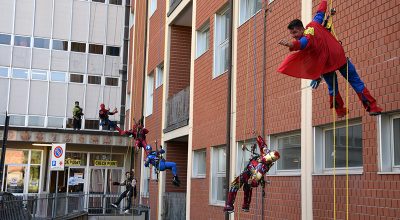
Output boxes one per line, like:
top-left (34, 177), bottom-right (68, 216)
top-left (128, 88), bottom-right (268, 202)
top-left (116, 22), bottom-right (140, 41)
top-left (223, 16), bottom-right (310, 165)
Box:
top-left (310, 78), bottom-right (321, 89)
top-left (112, 182), bottom-right (120, 185)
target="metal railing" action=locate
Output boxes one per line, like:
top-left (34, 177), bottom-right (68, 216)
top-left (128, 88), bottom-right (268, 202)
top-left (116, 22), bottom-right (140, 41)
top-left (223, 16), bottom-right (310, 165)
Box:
top-left (164, 87), bottom-right (190, 133)
top-left (0, 192), bottom-right (150, 220)
top-left (161, 192), bottom-right (186, 220)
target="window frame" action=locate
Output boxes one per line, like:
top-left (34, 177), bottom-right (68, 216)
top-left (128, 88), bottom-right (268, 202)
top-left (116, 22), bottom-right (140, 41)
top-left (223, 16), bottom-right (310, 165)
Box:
top-left (192, 149), bottom-right (206, 178)
top-left (105, 77), bottom-right (119, 86)
top-left (145, 73), bottom-right (154, 117)
top-left (14, 35), bottom-right (31, 47)
top-left (239, 0), bottom-right (263, 26)
top-left (31, 69), bottom-right (48, 81)
top-left (33, 38), bottom-right (50, 49)
top-left (149, 0), bottom-right (157, 17)
top-left (213, 8), bottom-right (230, 78)
top-left (0, 33), bottom-right (11, 45)
top-left (47, 116), bottom-right (65, 129)
top-left (12, 68), bottom-right (29, 79)
top-left (28, 115), bottom-right (46, 127)
top-left (155, 64), bottom-right (163, 88)
top-left (106, 46), bottom-right (120, 56)
top-left (50, 71), bottom-right (67, 82)
top-left (87, 75), bottom-right (102, 85)
top-left (378, 113), bottom-right (400, 173)
top-left (0, 66), bottom-right (9, 78)
top-left (269, 132), bottom-right (301, 176)
top-left (196, 23), bottom-right (210, 58)
top-left (314, 121), bottom-right (364, 175)
top-left (210, 146), bottom-right (226, 206)
top-left (8, 115), bottom-right (26, 127)
top-left (89, 44), bottom-right (104, 55)
top-left (70, 42), bottom-right (87, 53)
top-left (52, 40), bottom-right (69, 51)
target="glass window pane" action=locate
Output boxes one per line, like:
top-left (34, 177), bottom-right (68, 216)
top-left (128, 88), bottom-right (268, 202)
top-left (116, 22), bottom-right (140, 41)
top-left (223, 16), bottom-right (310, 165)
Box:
top-left (28, 165), bottom-right (41, 193)
top-left (47, 117), bottom-right (64, 128)
top-left (51, 71), bottom-right (66, 82)
top-left (325, 125), bottom-right (362, 168)
top-left (197, 151), bottom-right (206, 175)
top-left (89, 44), bottom-right (103, 54)
top-left (70, 74), bottom-right (84, 83)
top-left (71, 42), bottom-right (86, 53)
top-left (6, 166), bottom-right (25, 193)
top-left (9, 115), bottom-right (26, 126)
top-left (69, 168), bottom-right (86, 193)
top-left (88, 75), bottom-right (101, 85)
top-left (0, 34), bottom-right (11, 45)
top-left (65, 152), bottom-right (88, 166)
top-left (0, 67), bottom-right (9, 77)
top-left (84, 120), bottom-right (99, 130)
top-left (34, 38), bottom-right (50, 49)
top-left (105, 77), bottom-right (118, 86)
top-left (28, 116), bottom-right (45, 127)
top-left (393, 118), bottom-right (400, 165)
top-left (31, 151), bottom-right (42, 164)
top-left (31, 70), bottom-right (48, 80)
top-left (12, 69), bottom-right (29, 79)
top-left (106, 46), bottom-right (120, 56)
top-left (5, 150), bottom-right (29, 164)
top-left (277, 135), bottom-right (301, 170)
top-left (216, 177), bottom-right (226, 201)
top-left (14, 36), bottom-right (31, 47)
top-left (92, 0), bottom-right (105, 2)
top-left (109, 0), bottom-right (122, 5)
top-left (52, 40), bottom-right (68, 51)
top-left (218, 148), bottom-right (226, 172)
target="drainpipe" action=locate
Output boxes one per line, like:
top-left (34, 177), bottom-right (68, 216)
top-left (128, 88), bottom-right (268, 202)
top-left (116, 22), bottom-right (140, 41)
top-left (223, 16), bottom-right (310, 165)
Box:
top-left (141, 0), bottom-right (149, 119)
top-left (225, 0), bottom-right (234, 219)
top-left (120, 0), bottom-right (131, 131)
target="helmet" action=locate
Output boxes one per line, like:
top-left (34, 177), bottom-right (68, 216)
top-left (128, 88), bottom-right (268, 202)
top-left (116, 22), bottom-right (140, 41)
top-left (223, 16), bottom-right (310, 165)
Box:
top-left (100, 103), bottom-right (105, 109)
top-left (145, 145), bottom-right (152, 151)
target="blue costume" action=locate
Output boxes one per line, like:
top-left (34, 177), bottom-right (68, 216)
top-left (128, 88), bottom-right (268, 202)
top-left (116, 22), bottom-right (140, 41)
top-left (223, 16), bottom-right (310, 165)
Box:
top-left (144, 145), bottom-right (180, 187)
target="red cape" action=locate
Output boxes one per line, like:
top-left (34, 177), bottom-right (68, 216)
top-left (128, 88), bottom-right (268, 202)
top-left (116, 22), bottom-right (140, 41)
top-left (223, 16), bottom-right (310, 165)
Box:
top-left (277, 21), bottom-right (346, 80)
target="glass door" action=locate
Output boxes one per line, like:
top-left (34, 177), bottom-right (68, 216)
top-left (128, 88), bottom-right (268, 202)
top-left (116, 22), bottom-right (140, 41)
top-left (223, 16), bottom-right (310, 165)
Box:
top-left (4, 165), bottom-right (27, 194)
top-left (105, 169), bottom-right (122, 213)
top-left (88, 168), bottom-right (105, 214)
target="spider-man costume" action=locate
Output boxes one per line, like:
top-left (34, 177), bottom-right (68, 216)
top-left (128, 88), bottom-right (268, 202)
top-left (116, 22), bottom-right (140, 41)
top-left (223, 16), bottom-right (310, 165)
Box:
top-left (99, 104), bottom-right (124, 134)
top-left (224, 136), bottom-right (280, 213)
top-left (278, 0), bottom-right (382, 117)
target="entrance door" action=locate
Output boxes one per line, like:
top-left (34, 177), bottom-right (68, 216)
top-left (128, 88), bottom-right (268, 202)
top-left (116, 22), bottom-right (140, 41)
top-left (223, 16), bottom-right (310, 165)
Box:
top-left (4, 165), bottom-right (26, 194)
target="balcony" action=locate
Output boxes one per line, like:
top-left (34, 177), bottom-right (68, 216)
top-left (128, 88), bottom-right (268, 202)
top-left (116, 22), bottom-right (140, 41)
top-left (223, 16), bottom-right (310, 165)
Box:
top-left (164, 87), bottom-right (189, 133)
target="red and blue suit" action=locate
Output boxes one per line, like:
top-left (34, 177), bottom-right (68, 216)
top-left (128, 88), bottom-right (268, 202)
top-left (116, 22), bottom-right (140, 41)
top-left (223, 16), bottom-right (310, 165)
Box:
top-left (144, 145), bottom-right (180, 187)
top-left (99, 104), bottom-right (124, 135)
top-left (278, 0), bottom-right (382, 117)
top-left (224, 136), bottom-right (280, 213)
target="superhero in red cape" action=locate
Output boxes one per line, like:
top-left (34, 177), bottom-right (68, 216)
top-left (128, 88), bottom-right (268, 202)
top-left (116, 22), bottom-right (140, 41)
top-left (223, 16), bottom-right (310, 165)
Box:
top-left (277, 0), bottom-right (382, 117)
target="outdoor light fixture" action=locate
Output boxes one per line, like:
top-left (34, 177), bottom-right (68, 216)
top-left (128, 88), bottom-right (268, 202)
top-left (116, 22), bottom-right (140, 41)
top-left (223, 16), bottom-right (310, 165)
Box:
top-left (32, 143), bottom-right (53, 147)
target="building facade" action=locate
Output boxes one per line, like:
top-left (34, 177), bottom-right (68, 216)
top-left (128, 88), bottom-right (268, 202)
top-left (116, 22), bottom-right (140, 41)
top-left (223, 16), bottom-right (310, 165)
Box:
top-left (129, 0), bottom-right (400, 219)
top-left (0, 0), bottom-right (133, 215)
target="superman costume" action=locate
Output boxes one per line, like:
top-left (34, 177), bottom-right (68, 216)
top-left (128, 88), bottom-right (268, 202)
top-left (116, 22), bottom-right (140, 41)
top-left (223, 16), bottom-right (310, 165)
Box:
top-left (278, 0), bottom-right (382, 116)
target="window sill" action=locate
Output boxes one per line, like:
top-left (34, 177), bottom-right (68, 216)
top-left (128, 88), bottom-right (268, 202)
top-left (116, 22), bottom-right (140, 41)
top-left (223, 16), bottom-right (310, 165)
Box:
top-left (209, 201), bottom-right (225, 207)
top-left (191, 175), bottom-right (206, 179)
top-left (313, 170), bottom-right (363, 176)
top-left (273, 171), bottom-right (301, 176)
top-left (377, 171), bottom-right (400, 175)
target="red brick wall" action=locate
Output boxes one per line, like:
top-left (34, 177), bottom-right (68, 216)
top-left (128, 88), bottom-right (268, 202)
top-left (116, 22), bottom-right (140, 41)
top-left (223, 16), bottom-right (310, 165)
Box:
top-left (148, 0), bottom-right (166, 74)
top-left (168, 25), bottom-right (192, 97)
top-left (312, 0), bottom-right (400, 219)
top-left (165, 141), bottom-right (188, 192)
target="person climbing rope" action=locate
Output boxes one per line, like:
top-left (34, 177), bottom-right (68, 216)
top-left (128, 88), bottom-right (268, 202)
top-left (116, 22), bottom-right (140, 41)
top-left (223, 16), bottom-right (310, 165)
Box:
top-left (99, 103), bottom-right (124, 135)
top-left (224, 136), bottom-right (280, 213)
top-left (111, 171), bottom-right (137, 214)
top-left (144, 145), bottom-right (180, 187)
top-left (277, 0), bottom-right (382, 117)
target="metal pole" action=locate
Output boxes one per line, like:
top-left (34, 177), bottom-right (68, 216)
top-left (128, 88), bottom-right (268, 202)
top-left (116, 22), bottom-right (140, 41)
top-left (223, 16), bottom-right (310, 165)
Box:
top-left (52, 171), bottom-right (59, 219)
top-left (225, 0), bottom-right (234, 219)
top-left (0, 112), bottom-right (10, 191)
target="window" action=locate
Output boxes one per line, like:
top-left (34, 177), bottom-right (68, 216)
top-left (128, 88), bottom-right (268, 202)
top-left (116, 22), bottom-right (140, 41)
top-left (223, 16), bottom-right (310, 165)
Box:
top-left (236, 140), bottom-right (257, 175)
top-left (28, 116), bottom-right (45, 127)
top-left (12, 68), bottom-right (29, 79)
top-left (9, 115), bottom-right (26, 126)
top-left (214, 9), bottom-right (230, 77)
top-left (149, 0), bottom-right (157, 17)
top-left (88, 75), bottom-right (101, 85)
top-left (92, 0), bottom-right (105, 3)
top-left (0, 67), bottom-right (9, 77)
top-left (14, 36), bottom-right (31, 47)
top-left (34, 38), bottom-right (50, 49)
top-left (155, 65), bottom-right (163, 88)
top-left (276, 134), bottom-right (301, 171)
top-left (314, 122), bottom-right (363, 174)
top-left (84, 120), bottom-right (99, 130)
top-left (0, 34), bottom-right (11, 45)
top-left (70, 74), bottom-right (84, 83)
top-left (71, 42), bottom-right (86, 53)
top-left (192, 150), bottom-right (206, 178)
top-left (47, 117), bottom-right (64, 128)
top-left (196, 24), bottom-right (210, 58)
top-left (89, 44), bottom-right (104, 54)
top-left (106, 46), bottom-right (120, 56)
top-left (51, 71), bottom-right (67, 82)
top-left (31, 70), bottom-right (48, 80)
top-left (211, 146), bottom-right (226, 204)
top-left (105, 77), bottom-right (118, 86)
top-left (0, 115), bottom-right (5, 125)
top-left (378, 114), bottom-right (400, 173)
top-left (239, 0), bottom-right (263, 25)
top-left (142, 165), bottom-right (150, 197)
top-left (52, 40), bottom-right (68, 51)
top-left (145, 73), bottom-right (154, 116)
top-left (109, 0), bottom-right (122, 5)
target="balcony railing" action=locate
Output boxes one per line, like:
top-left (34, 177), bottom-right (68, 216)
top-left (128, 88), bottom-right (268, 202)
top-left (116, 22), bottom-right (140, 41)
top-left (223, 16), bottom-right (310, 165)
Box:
top-left (164, 87), bottom-right (189, 133)
top-left (161, 192), bottom-right (186, 220)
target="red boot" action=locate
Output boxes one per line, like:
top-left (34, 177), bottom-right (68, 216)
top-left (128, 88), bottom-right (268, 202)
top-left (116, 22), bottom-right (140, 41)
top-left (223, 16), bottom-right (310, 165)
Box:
top-left (330, 94), bottom-right (347, 118)
top-left (357, 88), bottom-right (382, 116)
top-left (223, 191), bottom-right (236, 213)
